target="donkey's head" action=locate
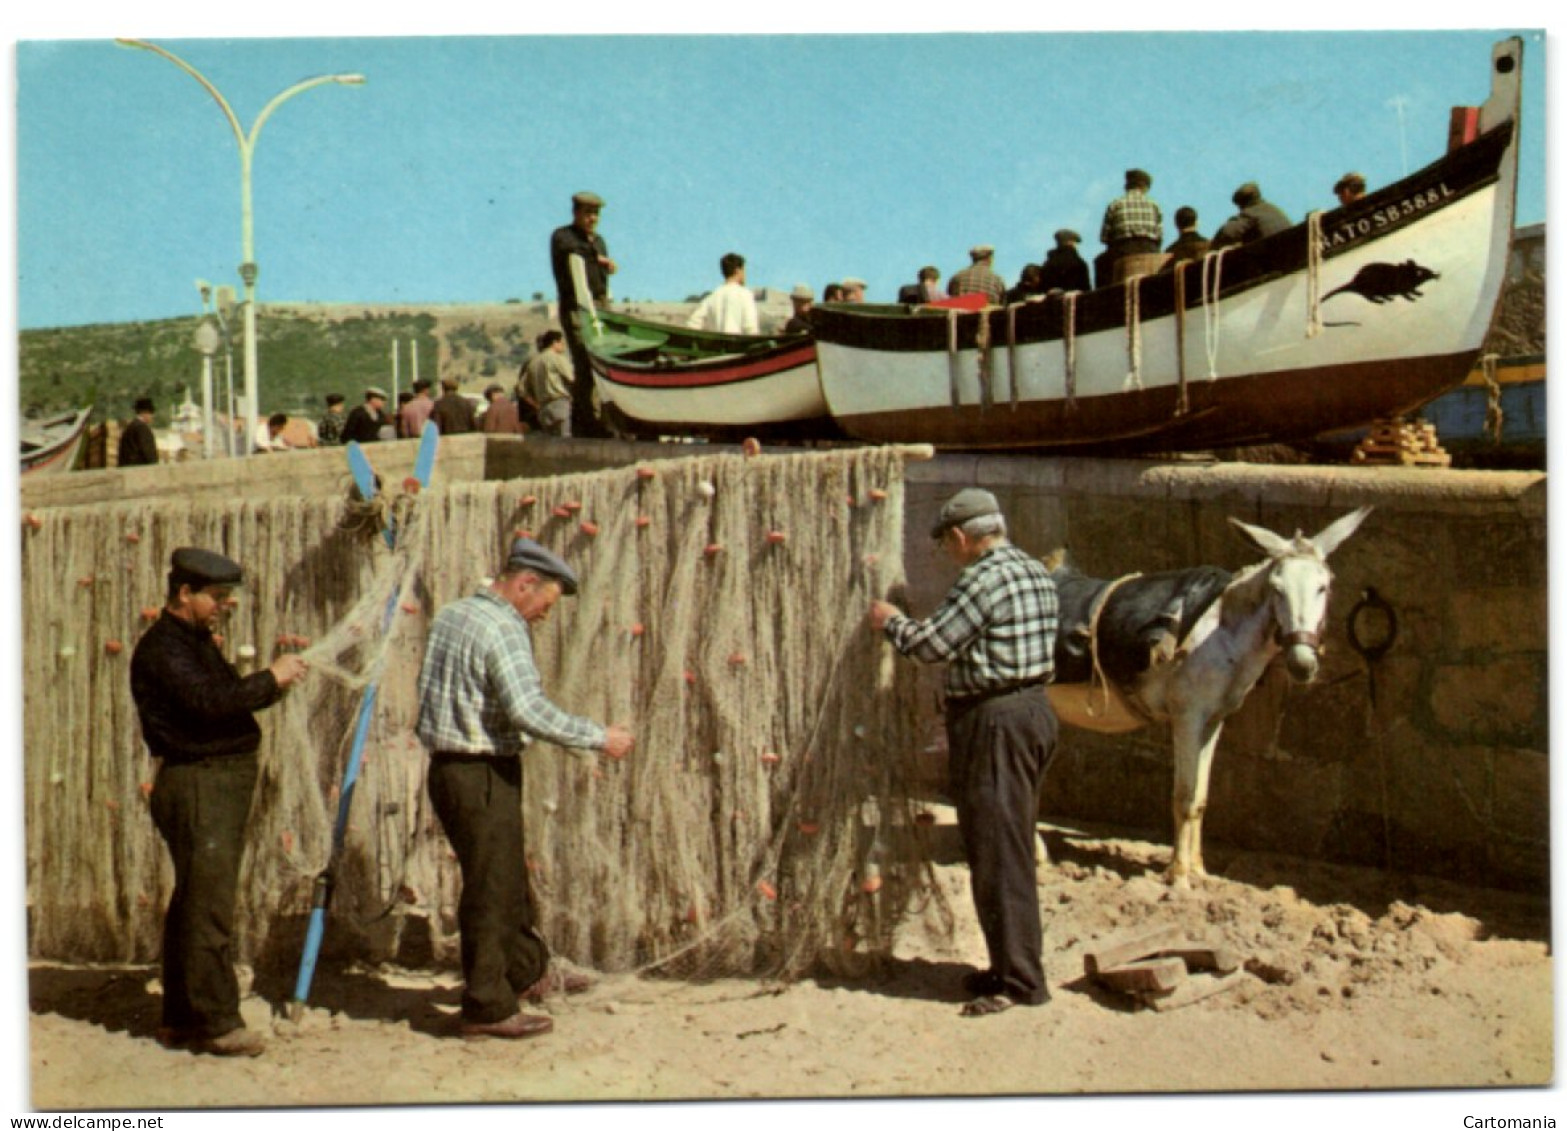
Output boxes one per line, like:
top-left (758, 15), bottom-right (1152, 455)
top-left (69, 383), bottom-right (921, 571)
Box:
top-left (1229, 507), bottom-right (1372, 682)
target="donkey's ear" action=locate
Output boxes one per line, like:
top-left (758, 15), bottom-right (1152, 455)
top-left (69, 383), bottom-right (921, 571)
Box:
top-left (1312, 506), bottom-right (1373, 558)
top-left (1228, 516), bottom-right (1293, 558)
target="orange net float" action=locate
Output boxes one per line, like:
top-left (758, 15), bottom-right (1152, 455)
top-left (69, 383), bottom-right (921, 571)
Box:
top-left (140, 606), bottom-right (160, 622)
top-left (629, 623), bottom-right (645, 638)
top-left (580, 520), bottom-right (599, 537)
top-left (634, 515), bottom-right (651, 529)
top-left (797, 820), bottom-right (820, 835)
top-left (759, 751), bottom-right (781, 765)
top-left (683, 670), bottom-right (697, 685)
top-left (23, 512), bottom-right (43, 531)
top-left (551, 506), bottom-right (571, 519)
top-left (513, 527), bottom-right (534, 540)
top-left (728, 652), bottom-right (747, 667)
top-left (756, 880), bottom-right (778, 901)
top-left (765, 530), bottom-right (787, 545)
top-left (563, 500), bottom-right (582, 513)
top-left (103, 639), bottom-right (124, 656)
top-left (401, 477), bottom-right (421, 494)
top-left (519, 494), bottom-right (538, 507)
top-left (635, 465), bottom-right (657, 480)
top-left (704, 543), bottom-right (723, 558)
top-left (124, 531), bottom-right (142, 544)
top-left (868, 488), bottom-right (889, 502)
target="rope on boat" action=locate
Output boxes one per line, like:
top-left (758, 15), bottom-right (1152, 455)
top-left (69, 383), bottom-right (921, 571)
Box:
top-left (1061, 292), bottom-right (1080, 410)
top-left (1123, 273), bottom-right (1145, 392)
top-left (1305, 211), bottom-right (1325, 338)
top-left (945, 308), bottom-right (962, 408)
top-left (1481, 353), bottom-right (1505, 441)
top-left (1006, 304), bottom-right (1020, 411)
top-left (1201, 249), bottom-right (1228, 380)
top-left (1173, 261), bottom-right (1190, 416)
top-left (976, 306), bottom-right (994, 411)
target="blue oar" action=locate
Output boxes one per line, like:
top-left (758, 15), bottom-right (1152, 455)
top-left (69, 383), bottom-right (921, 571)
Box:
top-left (289, 422), bottom-right (440, 1020)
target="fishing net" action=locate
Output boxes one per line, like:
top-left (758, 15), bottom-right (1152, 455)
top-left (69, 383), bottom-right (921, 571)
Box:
top-left (21, 446), bottom-right (952, 986)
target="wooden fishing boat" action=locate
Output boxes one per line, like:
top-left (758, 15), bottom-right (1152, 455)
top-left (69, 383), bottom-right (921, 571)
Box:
top-left (810, 38), bottom-right (1526, 454)
top-left (575, 306), bottom-right (831, 441)
top-left (20, 406), bottom-right (92, 476)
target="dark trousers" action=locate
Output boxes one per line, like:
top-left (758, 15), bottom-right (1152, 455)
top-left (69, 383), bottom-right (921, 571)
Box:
top-left (945, 687), bottom-right (1058, 1004)
top-left (560, 318), bottom-right (609, 439)
top-left (428, 755), bottom-right (551, 1023)
top-left (150, 752), bottom-right (258, 1038)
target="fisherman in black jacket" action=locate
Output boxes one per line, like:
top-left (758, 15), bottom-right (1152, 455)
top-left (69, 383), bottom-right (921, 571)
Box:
top-left (131, 548), bottom-right (308, 1057)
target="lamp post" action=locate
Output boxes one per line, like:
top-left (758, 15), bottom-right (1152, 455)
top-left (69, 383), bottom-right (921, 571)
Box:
top-left (116, 38), bottom-right (364, 454)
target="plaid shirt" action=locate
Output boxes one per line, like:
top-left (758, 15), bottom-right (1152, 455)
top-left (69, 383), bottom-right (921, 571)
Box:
top-left (1100, 189), bottom-right (1163, 245)
top-left (416, 590), bottom-right (605, 757)
top-left (883, 543), bottom-right (1058, 698)
top-left (947, 264), bottom-right (1008, 305)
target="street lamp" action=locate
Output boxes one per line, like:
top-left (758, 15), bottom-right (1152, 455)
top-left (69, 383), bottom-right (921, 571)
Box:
top-left (115, 38), bottom-right (365, 454)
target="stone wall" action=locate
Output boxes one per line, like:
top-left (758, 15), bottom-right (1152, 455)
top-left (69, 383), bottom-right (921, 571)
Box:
top-left (24, 438), bottom-right (1548, 891)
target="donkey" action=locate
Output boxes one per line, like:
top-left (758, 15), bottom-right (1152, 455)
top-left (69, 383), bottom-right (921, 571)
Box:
top-left (1044, 508), bottom-right (1372, 887)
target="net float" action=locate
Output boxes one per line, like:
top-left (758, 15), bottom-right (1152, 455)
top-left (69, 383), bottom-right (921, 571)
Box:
top-left (281, 830), bottom-right (295, 854)
top-left (741, 437), bottom-right (762, 457)
top-left (728, 652), bottom-right (747, 666)
top-left (868, 488), bottom-right (888, 502)
top-left (683, 670), bottom-right (697, 685)
top-left (634, 515), bottom-right (651, 529)
top-left (105, 799), bottom-right (120, 813)
top-left (861, 865), bottom-right (883, 894)
top-left (711, 751), bottom-right (725, 764)
top-left (704, 543), bottom-right (723, 557)
top-left (237, 644), bottom-right (257, 660)
top-left (797, 820), bottom-right (820, 835)
top-left (846, 495), bottom-right (856, 507)
top-left (765, 530), bottom-right (787, 545)
top-left (401, 477), bottom-right (421, 494)
top-left (139, 782), bottom-right (153, 798)
top-left (580, 520), bottom-right (599, 536)
top-left (125, 531), bottom-right (141, 544)
top-left (77, 575), bottom-right (95, 588)
top-left (552, 506), bottom-right (571, 518)
top-left (513, 528), bottom-right (534, 540)
top-left (401, 600), bottom-right (421, 615)
top-left (635, 465), bottom-right (657, 480)
top-left (756, 880), bottom-right (778, 901)
top-left (104, 639), bottom-right (123, 655)
top-left (520, 494), bottom-right (538, 506)
top-left (629, 623), bottom-right (645, 637)
top-left (140, 606), bottom-right (160, 621)
top-left (696, 480), bottom-right (716, 498)
top-left (23, 512), bottom-right (43, 530)
top-left (760, 751), bottom-right (781, 765)
top-left (563, 500), bottom-right (583, 513)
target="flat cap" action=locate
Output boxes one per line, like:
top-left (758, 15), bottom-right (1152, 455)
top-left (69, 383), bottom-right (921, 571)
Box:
top-left (1334, 171), bottom-right (1367, 194)
top-left (930, 487), bottom-right (1001, 539)
top-left (506, 536), bottom-right (579, 595)
top-left (790, 284), bottom-right (814, 300)
top-left (169, 547), bottom-right (244, 590)
top-left (572, 191), bottom-right (605, 209)
top-left (1232, 182), bottom-right (1261, 205)
top-left (970, 245), bottom-right (995, 259)
top-left (841, 276), bottom-right (867, 289)
top-left (365, 386), bottom-right (389, 400)
top-left (133, 397), bottom-right (156, 414)
top-left (1053, 229), bottom-right (1081, 245)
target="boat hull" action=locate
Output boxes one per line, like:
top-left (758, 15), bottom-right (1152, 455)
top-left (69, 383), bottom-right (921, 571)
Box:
top-left (580, 309), bottom-right (830, 440)
top-left (21, 407), bottom-right (92, 476)
top-left (812, 40), bottom-right (1523, 455)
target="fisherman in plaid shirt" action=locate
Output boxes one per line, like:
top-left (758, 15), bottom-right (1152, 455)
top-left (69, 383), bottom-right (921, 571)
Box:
top-left (946, 245), bottom-right (1009, 305)
top-left (1100, 167), bottom-right (1164, 283)
top-left (869, 488), bottom-right (1059, 1017)
top-left (417, 536), bottom-right (634, 1041)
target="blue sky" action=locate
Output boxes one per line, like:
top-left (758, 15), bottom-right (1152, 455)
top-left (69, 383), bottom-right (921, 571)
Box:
top-left (12, 25), bottom-right (1549, 330)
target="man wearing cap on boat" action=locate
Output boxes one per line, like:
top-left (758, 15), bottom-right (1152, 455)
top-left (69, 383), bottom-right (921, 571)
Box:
top-left (1333, 171), bottom-right (1367, 208)
top-left (1037, 230), bottom-right (1091, 295)
top-left (1100, 168), bottom-right (1164, 284)
top-left (416, 537), bottom-right (635, 1040)
top-left (947, 246), bottom-right (1008, 305)
top-left (1210, 182), bottom-right (1292, 250)
top-left (342, 386), bottom-right (390, 445)
top-left (783, 284), bottom-right (816, 334)
top-left (549, 190), bottom-right (617, 438)
top-left (131, 548), bottom-right (309, 1056)
top-left (868, 488), bottom-right (1059, 1017)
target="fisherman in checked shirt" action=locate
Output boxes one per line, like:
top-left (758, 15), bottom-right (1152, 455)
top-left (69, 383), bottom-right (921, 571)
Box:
top-left (868, 487), bottom-right (1060, 1018)
top-left (416, 536), bottom-right (633, 1041)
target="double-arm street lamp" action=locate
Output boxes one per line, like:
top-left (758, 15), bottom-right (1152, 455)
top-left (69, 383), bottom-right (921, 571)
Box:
top-left (115, 39), bottom-right (365, 454)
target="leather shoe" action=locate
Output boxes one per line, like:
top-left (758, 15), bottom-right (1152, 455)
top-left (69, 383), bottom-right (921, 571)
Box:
top-left (520, 966), bottom-right (594, 1004)
top-left (460, 1011), bottom-right (554, 1040)
top-left (193, 1028), bottom-right (266, 1057)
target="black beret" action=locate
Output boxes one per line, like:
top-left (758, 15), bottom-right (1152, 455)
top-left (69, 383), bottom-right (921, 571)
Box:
top-left (134, 397), bottom-right (155, 414)
top-left (169, 547), bottom-right (244, 590)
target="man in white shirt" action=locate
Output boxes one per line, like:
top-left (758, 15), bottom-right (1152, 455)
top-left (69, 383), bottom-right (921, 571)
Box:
top-left (686, 252), bottom-right (760, 335)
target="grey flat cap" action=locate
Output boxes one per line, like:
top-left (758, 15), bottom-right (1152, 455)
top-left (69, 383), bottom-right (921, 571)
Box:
top-left (572, 191), bottom-right (605, 209)
top-left (791, 284), bottom-right (814, 300)
top-left (170, 547), bottom-right (244, 590)
top-left (970, 245), bottom-right (995, 259)
top-left (365, 386), bottom-right (389, 400)
top-left (930, 487), bottom-right (1001, 539)
top-left (506, 536), bottom-right (579, 595)
top-left (1053, 229), bottom-right (1081, 245)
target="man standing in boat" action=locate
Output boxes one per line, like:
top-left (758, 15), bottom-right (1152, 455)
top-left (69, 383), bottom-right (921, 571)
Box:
top-left (1100, 168), bottom-right (1163, 283)
top-left (549, 190), bottom-right (617, 438)
top-left (686, 252), bottom-right (760, 335)
top-left (947, 246), bottom-right (1007, 305)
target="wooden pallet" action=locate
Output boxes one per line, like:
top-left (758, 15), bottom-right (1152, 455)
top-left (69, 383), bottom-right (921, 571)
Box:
top-left (1352, 416), bottom-right (1452, 467)
top-left (1083, 927), bottom-right (1244, 1010)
